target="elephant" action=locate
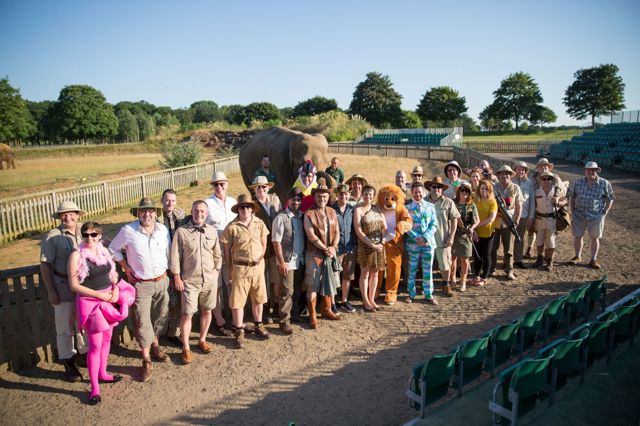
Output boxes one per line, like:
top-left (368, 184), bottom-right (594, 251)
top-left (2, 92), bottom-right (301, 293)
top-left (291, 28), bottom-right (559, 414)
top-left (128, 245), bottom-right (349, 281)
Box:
top-left (239, 126), bottom-right (329, 204)
top-left (0, 143), bottom-right (17, 170)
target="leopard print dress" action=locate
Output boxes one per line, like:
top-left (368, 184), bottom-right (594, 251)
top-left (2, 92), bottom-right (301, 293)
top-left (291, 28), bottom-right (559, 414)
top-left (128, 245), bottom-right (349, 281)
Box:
top-left (357, 206), bottom-right (386, 271)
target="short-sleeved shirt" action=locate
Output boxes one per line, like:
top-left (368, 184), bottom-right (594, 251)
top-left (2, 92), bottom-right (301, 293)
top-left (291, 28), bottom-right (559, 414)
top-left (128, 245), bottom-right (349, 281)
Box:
top-left (205, 195), bottom-right (237, 238)
top-left (493, 182), bottom-right (523, 229)
top-left (221, 217), bottom-right (269, 277)
top-left (429, 196), bottom-right (461, 246)
top-left (109, 221), bottom-right (170, 281)
top-left (170, 221), bottom-right (222, 285)
top-left (570, 176), bottom-right (615, 221)
top-left (475, 198), bottom-right (498, 238)
top-left (325, 167), bottom-right (345, 184)
top-left (271, 208), bottom-right (305, 270)
top-left (40, 225), bottom-right (83, 302)
top-left (514, 177), bottom-right (535, 220)
top-left (331, 202), bottom-right (356, 254)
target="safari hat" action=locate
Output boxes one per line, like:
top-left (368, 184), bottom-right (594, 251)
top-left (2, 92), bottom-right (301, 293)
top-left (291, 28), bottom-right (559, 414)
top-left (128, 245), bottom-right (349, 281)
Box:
top-left (287, 187), bottom-right (304, 200)
top-left (539, 171), bottom-right (554, 179)
top-left (536, 158), bottom-right (554, 170)
top-left (210, 171), bottom-right (229, 185)
top-left (345, 173), bottom-right (368, 186)
top-left (249, 175), bottom-right (274, 190)
top-left (130, 197), bottom-right (163, 217)
top-left (444, 160), bottom-right (462, 177)
top-left (513, 160), bottom-right (529, 171)
top-left (52, 201), bottom-right (84, 219)
top-left (311, 183), bottom-right (332, 197)
top-left (335, 183), bottom-right (350, 194)
top-left (231, 193), bottom-right (259, 214)
top-left (423, 176), bottom-right (449, 190)
top-left (584, 161), bottom-right (601, 172)
top-left (457, 181), bottom-right (473, 191)
top-left (411, 165), bottom-right (424, 176)
top-left (496, 165), bottom-right (516, 176)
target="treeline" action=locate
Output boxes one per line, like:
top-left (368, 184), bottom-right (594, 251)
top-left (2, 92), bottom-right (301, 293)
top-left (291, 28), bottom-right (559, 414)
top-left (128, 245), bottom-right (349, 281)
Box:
top-left (0, 63), bottom-right (626, 145)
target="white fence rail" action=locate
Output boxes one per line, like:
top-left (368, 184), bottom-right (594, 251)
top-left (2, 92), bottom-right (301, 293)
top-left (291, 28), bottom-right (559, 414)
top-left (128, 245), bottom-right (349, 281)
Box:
top-left (0, 156), bottom-right (240, 243)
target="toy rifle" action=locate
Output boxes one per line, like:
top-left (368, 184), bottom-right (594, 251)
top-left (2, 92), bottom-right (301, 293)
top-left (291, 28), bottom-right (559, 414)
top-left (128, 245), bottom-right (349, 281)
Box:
top-left (495, 193), bottom-right (521, 242)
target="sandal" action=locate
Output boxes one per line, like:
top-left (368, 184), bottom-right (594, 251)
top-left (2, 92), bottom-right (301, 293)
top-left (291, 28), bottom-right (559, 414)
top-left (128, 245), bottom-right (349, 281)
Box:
top-left (426, 297), bottom-right (438, 305)
top-left (214, 323), bottom-right (233, 337)
top-left (405, 297), bottom-right (413, 304)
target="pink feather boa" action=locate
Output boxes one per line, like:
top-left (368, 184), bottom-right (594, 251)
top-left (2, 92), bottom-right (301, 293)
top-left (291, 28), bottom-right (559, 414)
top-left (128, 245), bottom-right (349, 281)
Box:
top-left (76, 241), bottom-right (118, 284)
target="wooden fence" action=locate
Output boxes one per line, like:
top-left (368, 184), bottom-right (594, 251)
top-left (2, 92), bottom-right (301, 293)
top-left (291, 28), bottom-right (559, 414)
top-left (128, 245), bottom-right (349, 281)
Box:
top-left (0, 156), bottom-right (240, 244)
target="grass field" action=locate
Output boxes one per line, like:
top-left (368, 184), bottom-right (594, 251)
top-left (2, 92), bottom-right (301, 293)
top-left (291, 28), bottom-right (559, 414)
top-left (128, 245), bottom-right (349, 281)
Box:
top-left (463, 129), bottom-right (584, 142)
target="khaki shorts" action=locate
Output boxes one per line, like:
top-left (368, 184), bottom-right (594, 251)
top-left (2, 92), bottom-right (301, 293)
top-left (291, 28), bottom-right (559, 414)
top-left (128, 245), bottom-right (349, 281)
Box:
top-left (535, 218), bottom-right (557, 249)
top-left (434, 246), bottom-right (452, 272)
top-left (338, 252), bottom-right (356, 281)
top-left (229, 266), bottom-right (268, 309)
top-left (572, 215), bottom-right (604, 239)
top-left (181, 279), bottom-right (217, 315)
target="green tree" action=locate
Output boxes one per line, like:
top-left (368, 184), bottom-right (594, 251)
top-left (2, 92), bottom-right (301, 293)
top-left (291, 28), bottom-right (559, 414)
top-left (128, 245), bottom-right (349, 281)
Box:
top-left (161, 140), bottom-right (202, 168)
top-left (0, 77), bottom-right (35, 143)
top-left (280, 107), bottom-right (294, 121)
top-left (292, 96), bottom-right (338, 117)
top-left (491, 72), bottom-right (543, 130)
top-left (456, 114), bottom-right (480, 133)
top-left (242, 102), bottom-right (282, 125)
top-left (529, 105), bottom-right (557, 126)
top-left (397, 110), bottom-right (422, 128)
top-left (26, 100), bottom-right (56, 144)
top-left (563, 64), bottom-right (625, 128)
top-left (479, 104), bottom-right (511, 131)
top-left (53, 85), bottom-right (117, 141)
top-left (221, 104), bottom-right (245, 125)
top-left (172, 108), bottom-right (193, 126)
top-left (136, 111), bottom-right (156, 140)
top-left (348, 72), bottom-right (402, 128)
top-left (416, 86), bottom-right (467, 127)
top-left (116, 109), bottom-right (139, 142)
top-left (190, 100), bottom-right (221, 123)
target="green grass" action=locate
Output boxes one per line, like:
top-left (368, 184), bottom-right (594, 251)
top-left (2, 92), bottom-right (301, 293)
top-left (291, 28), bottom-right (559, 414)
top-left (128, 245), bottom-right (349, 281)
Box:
top-left (13, 142), bottom-right (162, 160)
top-left (463, 129), bottom-right (584, 142)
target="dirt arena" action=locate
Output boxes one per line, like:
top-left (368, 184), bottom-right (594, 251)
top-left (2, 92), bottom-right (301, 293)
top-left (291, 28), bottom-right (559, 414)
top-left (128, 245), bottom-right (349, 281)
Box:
top-left (0, 154), bottom-right (638, 425)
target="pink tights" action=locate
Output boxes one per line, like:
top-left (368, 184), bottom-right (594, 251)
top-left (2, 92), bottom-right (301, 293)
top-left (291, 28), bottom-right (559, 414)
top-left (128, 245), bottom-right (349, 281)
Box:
top-left (86, 328), bottom-right (113, 398)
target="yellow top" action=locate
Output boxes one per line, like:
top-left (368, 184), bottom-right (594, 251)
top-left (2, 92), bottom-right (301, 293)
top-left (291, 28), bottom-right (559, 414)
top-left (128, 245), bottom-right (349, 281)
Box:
top-left (474, 198), bottom-right (497, 238)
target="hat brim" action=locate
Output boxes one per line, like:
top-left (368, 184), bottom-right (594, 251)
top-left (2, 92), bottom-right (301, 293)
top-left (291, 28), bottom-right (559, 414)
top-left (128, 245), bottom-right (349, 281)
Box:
top-left (537, 162), bottom-right (554, 170)
top-left (345, 176), bottom-right (368, 186)
top-left (130, 207), bottom-right (163, 217)
top-left (424, 181), bottom-right (449, 191)
top-left (444, 164), bottom-right (462, 176)
top-left (249, 182), bottom-right (275, 189)
top-left (210, 179), bottom-right (228, 185)
top-left (497, 170), bottom-right (516, 176)
top-left (51, 209), bottom-right (84, 219)
top-left (231, 203), bottom-right (259, 214)
top-left (585, 167), bottom-right (602, 172)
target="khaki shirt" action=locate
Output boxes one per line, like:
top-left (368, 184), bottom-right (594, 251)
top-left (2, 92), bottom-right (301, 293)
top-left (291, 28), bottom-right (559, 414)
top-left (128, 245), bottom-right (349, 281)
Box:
top-left (40, 225), bottom-right (83, 302)
top-left (170, 222), bottom-right (222, 285)
top-left (493, 182), bottom-right (523, 229)
top-left (221, 217), bottom-right (268, 277)
top-left (429, 196), bottom-right (461, 246)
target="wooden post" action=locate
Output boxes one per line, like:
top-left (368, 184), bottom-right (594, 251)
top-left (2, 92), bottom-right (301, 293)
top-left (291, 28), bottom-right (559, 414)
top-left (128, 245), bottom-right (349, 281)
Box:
top-left (141, 174), bottom-right (147, 197)
top-left (171, 170), bottom-right (175, 189)
top-left (102, 182), bottom-right (109, 212)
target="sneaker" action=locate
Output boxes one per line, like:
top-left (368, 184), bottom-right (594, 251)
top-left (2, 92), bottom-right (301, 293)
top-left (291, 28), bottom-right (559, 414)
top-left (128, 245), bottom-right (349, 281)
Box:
top-left (589, 259), bottom-right (601, 270)
top-left (254, 323), bottom-right (270, 339)
top-left (150, 345), bottom-right (168, 362)
top-left (426, 297), bottom-right (439, 305)
top-left (340, 301), bottom-right (356, 313)
top-left (568, 256), bottom-right (581, 265)
top-left (506, 271), bottom-right (516, 281)
top-left (405, 297), bottom-right (413, 304)
top-left (331, 304), bottom-right (341, 315)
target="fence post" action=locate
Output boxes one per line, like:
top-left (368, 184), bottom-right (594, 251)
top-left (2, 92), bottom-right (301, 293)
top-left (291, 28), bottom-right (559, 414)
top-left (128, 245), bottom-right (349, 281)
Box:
top-left (171, 170), bottom-right (175, 189)
top-left (141, 175), bottom-right (146, 197)
top-left (195, 164), bottom-right (198, 181)
top-left (102, 182), bottom-right (108, 212)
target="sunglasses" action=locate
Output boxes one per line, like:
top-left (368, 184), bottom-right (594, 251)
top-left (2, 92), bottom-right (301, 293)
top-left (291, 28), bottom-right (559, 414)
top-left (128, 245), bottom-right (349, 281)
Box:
top-left (291, 197), bottom-right (302, 202)
top-left (431, 185), bottom-right (443, 190)
top-left (256, 185), bottom-right (268, 190)
top-left (82, 232), bottom-right (100, 238)
top-left (212, 182), bottom-right (226, 187)
top-left (239, 205), bottom-right (253, 210)
top-left (460, 188), bottom-right (471, 193)
top-left (541, 178), bottom-right (552, 181)
top-left (413, 174), bottom-right (423, 177)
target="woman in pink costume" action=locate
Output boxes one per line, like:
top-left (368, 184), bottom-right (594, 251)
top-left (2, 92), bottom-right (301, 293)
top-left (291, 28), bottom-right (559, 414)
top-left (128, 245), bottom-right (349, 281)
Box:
top-left (68, 221), bottom-right (135, 405)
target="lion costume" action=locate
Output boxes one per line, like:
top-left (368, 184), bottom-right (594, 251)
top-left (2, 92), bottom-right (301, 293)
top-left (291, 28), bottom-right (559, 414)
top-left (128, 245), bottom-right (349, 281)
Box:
top-left (376, 185), bottom-right (412, 304)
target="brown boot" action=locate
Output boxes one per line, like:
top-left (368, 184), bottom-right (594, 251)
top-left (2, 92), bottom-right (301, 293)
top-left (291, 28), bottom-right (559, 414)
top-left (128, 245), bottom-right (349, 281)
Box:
top-left (141, 358), bottom-right (152, 381)
top-left (321, 296), bottom-right (341, 320)
top-left (545, 249), bottom-right (555, 271)
top-left (308, 297), bottom-right (318, 329)
top-left (532, 255), bottom-right (544, 268)
top-left (443, 284), bottom-right (454, 297)
top-left (233, 328), bottom-right (245, 349)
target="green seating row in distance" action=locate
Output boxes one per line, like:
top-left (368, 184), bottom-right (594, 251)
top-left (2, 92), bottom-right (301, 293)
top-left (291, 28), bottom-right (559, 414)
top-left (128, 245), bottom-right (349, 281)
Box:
top-left (361, 133), bottom-right (448, 145)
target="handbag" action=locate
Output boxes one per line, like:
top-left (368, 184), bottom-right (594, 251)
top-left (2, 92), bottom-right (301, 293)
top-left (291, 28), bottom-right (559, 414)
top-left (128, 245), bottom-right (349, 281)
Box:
top-left (555, 206), bottom-right (571, 232)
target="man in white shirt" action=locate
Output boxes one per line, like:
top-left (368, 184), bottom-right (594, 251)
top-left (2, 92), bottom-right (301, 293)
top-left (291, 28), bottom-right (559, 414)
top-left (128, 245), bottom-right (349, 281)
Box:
top-left (110, 197), bottom-right (171, 381)
top-left (205, 171), bottom-right (237, 336)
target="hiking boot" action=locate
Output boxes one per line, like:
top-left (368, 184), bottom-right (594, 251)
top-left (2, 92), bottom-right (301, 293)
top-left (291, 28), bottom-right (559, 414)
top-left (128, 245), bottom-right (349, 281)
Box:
top-left (141, 358), bottom-right (152, 381)
top-left (443, 285), bottom-right (454, 297)
top-left (63, 357), bottom-right (82, 382)
top-left (545, 258), bottom-right (554, 271)
top-left (234, 329), bottom-right (245, 349)
top-left (181, 349), bottom-right (192, 365)
top-left (589, 259), bottom-right (601, 270)
top-left (532, 255), bottom-right (544, 268)
top-left (254, 323), bottom-right (270, 339)
top-left (279, 322), bottom-right (293, 335)
top-left (524, 248), bottom-right (533, 259)
top-left (568, 256), bottom-right (581, 265)
top-left (150, 345), bottom-right (168, 362)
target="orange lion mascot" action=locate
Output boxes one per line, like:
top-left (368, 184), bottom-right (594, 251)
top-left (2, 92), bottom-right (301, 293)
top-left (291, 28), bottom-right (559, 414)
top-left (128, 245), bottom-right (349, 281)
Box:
top-left (376, 185), bottom-right (412, 304)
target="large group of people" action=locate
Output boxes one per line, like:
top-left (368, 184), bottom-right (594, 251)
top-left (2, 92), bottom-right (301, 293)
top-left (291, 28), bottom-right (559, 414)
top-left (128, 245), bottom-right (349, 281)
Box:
top-left (38, 155), bottom-right (615, 405)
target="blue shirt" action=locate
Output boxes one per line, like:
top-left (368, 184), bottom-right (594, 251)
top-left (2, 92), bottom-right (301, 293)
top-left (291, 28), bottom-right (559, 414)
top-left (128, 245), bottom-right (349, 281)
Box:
top-left (331, 202), bottom-right (356, 254)
top-left (570, 176), bottom-right (615, 220)
top-left (406, 200), bottom-right (438, 248)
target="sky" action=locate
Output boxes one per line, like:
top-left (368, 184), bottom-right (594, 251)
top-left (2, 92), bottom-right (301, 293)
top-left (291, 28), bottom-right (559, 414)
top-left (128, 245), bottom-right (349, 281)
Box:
top-left (1, 0), bottom-right (639, 126)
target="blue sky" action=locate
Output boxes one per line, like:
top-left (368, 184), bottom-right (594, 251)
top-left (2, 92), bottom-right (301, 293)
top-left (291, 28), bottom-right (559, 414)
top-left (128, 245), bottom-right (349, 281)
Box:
top-left (1, 0), bottom-right (638, 126)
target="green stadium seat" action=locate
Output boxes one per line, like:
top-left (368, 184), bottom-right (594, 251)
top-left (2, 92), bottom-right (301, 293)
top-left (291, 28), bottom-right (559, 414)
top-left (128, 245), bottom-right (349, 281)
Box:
top-left (565, 285), bottom-right (590, 331)
top-left (543, 296), bottom-right (567, 341)
top-left (584, 275), bottom-right (607, 318)
top-left (570, 311), bottom-right (617, 365)
top-left (488, 321), bottom-right (521, 377)
top-left (517, 306), bottom-right (546, 355)
top-left (452, 333), bottom-right (491, 397)
top-left (611, 297), bottom-right (640, 348)
top-left (537, 329), bottom-right (589, 400)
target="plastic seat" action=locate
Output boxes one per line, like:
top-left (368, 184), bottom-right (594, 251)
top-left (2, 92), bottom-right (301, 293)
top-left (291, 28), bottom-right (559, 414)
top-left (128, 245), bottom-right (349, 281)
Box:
top-left (488, 349), bottom-right (556, 425)
top-left (585, 275), bottom-right (607, 318)
top-left (543, 296), bottom-right (566, 341)
top-left (611, 297), bottom-right (640, 348)
top-left (517, 306), bottom-right (546, 355)
top-left (452, 333), bottom-right (490, 397)
top-left (488, 322), bottom-right (520, 377)
top-left (565, 285), bottom-right (590, 331)
top-left (571, 311), bottom-right (617, 365)
top-left (406, 346), bottom-right (459, 419)
top-left (537, 329), bottom-right (589, 401)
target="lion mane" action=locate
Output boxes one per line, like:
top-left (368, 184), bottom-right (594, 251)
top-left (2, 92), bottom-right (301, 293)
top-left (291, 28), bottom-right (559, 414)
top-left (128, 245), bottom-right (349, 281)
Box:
top-left (376, 184), bottom-right (406, 211)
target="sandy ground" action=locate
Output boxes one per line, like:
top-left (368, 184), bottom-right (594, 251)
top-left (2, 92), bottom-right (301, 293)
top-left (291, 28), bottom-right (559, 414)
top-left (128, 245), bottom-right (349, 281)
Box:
top-left (0, 154), bottom-right (638, 425)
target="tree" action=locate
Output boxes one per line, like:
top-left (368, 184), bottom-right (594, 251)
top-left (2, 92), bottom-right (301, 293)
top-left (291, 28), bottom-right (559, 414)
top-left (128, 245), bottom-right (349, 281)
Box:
top-left (456, 114), bottom-right (480, 133)
top-left (241, 102), bottom-right (282, 125)
top-left (529, 105), bottom-right (557, 126)
top-left (26, 100), bottom-right (56, 144)
top-left (221, 104), bottom-right (245, 125)
top-left (416, 86), bottom-right (467, 127)
top-left (279, 107), bottom-right (294, 121)
top-left (490, 72), bottom-right (543, 130)
top-left (136, 111), bottom-right (156, 140)
top-left (53, 85), bottom-right (117, 141)
top-left (396, 110), bottom-right (422, 128)
top-left (479, 104), bottom-right (511, 131)
top-left (190, 100), bottom-right (221, 123)
top-left (116, 109), bottom-right (139, 142)
top-left (292, 96), bottom-right (338, 117)
top-left (172, 108), bottom-right (193, 126)
top-left (0, 77), bottom-right (35, 143)
top-left (348, 72), bottom-right (402, 128)
top-left (563, 64), bottom-right (625, 128)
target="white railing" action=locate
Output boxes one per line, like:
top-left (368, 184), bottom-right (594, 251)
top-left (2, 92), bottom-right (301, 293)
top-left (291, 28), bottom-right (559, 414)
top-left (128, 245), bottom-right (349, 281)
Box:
top-left (0, 156), bottom-right (240, 243)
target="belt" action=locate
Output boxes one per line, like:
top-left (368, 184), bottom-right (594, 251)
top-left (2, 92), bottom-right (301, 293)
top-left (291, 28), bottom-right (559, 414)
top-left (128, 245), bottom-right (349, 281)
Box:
top-left (233, 260), bottom-right (260, 267)
top-left (536, 212), bottom-right (556, 218)
top-left (53, 269), bottom-right (68, 279)
top-left (137, 272), bottom-right (167, 282)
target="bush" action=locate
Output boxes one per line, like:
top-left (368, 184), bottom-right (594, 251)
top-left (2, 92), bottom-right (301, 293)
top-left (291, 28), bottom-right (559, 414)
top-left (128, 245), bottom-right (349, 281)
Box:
top-left (288, 110), bottom-right (372, 142)
top-left (160, 140), bottom-right (202, 168)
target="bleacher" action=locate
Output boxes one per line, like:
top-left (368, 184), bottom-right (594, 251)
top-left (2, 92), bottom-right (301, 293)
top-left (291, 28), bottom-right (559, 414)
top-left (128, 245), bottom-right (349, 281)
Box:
top-left (361, 132), bottom-right (449, 145)
top-left (404, 276), bottom-right (640, 425)
top-left (549, 122), bottom-right (640, 172)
